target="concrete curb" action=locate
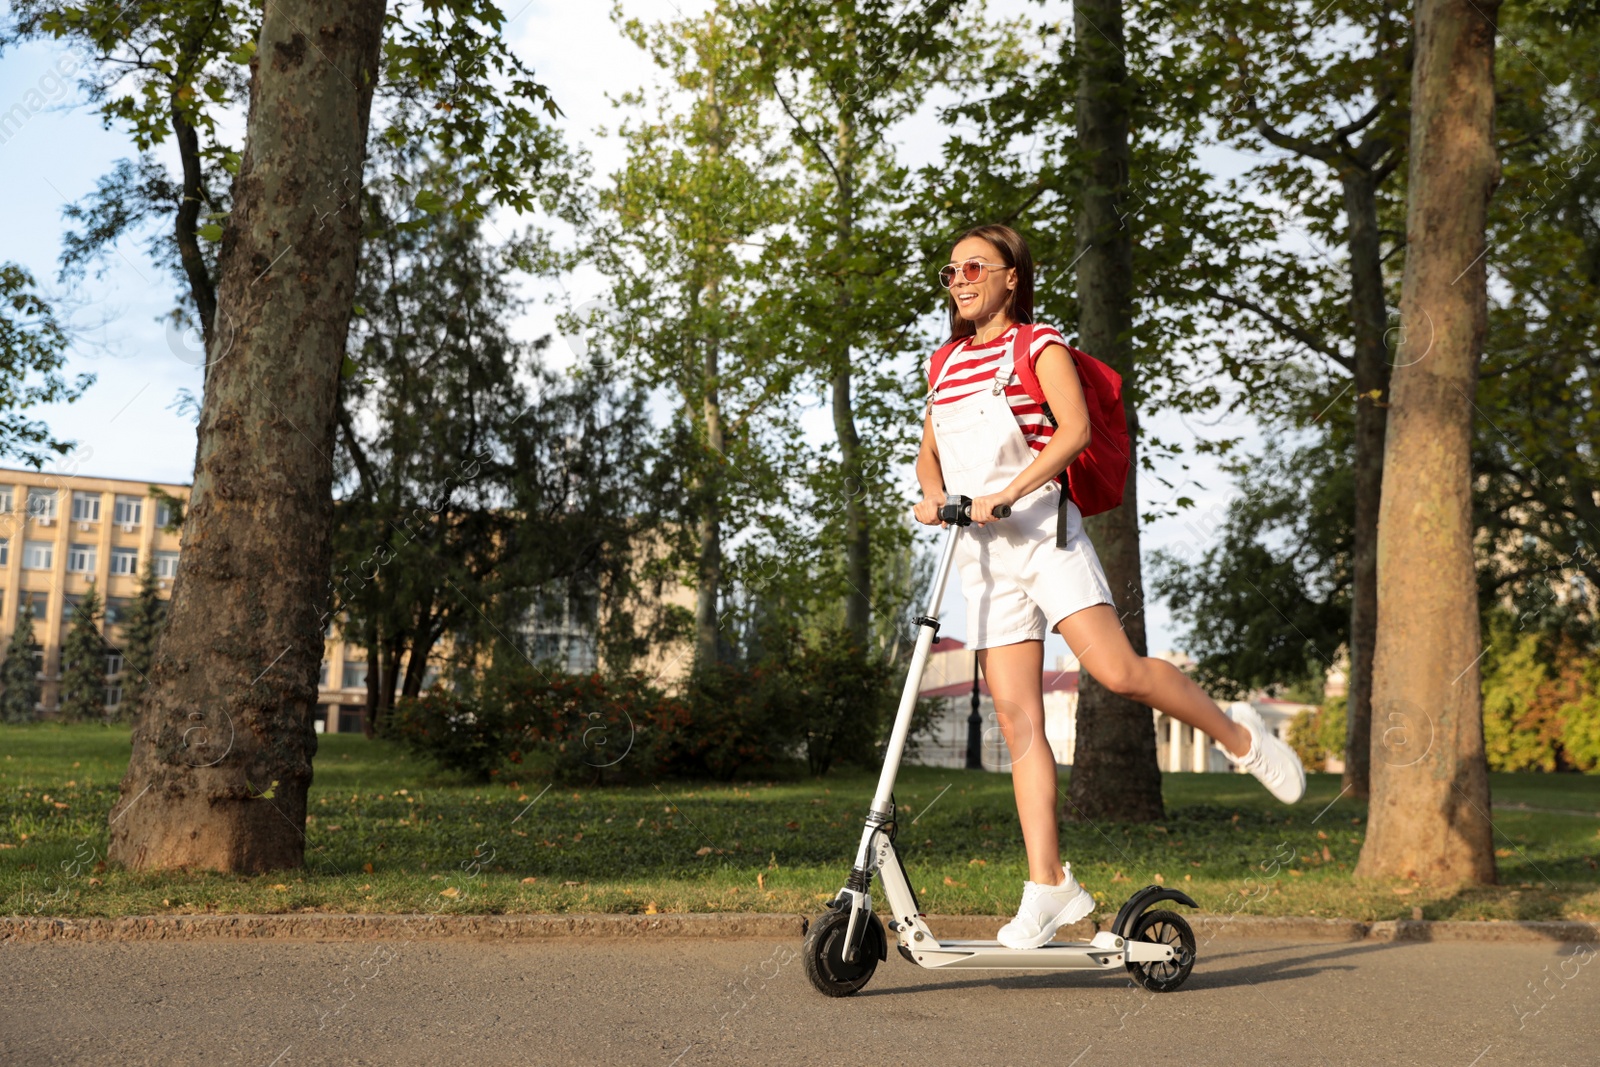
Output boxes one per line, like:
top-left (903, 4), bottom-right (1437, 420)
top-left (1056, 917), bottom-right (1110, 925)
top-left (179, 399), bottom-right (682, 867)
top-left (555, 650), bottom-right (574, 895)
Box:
top-left (2, 912), bottom-right (1596, 945)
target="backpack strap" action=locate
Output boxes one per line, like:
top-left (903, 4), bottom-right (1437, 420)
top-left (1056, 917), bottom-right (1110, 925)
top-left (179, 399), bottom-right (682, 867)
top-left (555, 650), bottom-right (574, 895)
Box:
top-left (1005, 323), bottom-right (1056, 424)
top-left (924, 336), bottom-right (967, 413)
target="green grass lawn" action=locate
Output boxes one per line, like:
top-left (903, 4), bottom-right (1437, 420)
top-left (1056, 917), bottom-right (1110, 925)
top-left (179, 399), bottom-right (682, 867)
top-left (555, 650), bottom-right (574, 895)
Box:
top-left (3, 723), bottom-right (1598, 922)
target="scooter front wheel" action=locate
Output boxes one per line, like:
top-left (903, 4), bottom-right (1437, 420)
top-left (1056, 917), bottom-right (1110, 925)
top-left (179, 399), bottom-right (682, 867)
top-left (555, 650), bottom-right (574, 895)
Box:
top-left (802, 904), bottom-right (885, 997)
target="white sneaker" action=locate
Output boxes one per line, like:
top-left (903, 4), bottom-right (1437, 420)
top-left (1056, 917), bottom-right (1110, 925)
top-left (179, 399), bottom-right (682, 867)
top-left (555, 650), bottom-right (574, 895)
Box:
top-left (996, 864), bottom-right (1096, 949)
top-left (1227, 702), bottom-right (1306, 803)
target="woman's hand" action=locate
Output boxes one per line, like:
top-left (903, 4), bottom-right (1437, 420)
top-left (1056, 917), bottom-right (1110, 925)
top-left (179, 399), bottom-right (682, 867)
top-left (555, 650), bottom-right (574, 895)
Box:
top-left (970, 489), bottom-right (1018, 526)
top-left (913, 492), bottom-right (947, 526)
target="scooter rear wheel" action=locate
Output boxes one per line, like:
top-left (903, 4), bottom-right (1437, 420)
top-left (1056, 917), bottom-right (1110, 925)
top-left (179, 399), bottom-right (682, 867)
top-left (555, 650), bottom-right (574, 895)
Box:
top-left (1124, 908), bottom-right (1196, 993)
top-left (802, 904), bottom-right (884, 997)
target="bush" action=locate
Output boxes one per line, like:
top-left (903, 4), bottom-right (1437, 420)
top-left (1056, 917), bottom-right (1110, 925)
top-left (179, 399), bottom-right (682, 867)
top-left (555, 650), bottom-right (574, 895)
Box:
top-left (384, 668), bottom-right (682, 785)
top-left (384, 627), bottom-right (924, 785)
top-left (1287, 695), bottom-right (1346, 772)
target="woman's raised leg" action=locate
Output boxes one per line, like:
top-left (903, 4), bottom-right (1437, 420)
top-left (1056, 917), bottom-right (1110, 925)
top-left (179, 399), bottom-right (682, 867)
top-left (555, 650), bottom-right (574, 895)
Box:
top-left (1054, 604), bottom-right (1251, 757)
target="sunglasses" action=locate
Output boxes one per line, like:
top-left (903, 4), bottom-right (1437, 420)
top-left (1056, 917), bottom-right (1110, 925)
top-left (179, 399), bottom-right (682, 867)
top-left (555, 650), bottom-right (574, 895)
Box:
top-left (938, 258), bottom-right (1011, 288)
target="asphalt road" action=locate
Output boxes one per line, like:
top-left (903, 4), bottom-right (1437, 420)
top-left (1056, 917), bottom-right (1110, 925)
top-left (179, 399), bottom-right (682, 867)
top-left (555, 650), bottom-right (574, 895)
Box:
top-left (2, 933), bottom-right (1595, 1066)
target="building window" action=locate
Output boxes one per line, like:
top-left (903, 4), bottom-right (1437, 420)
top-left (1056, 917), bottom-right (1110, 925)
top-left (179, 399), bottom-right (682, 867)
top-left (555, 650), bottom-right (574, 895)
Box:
top-left (342, 661), bottom-right (367, 689)
top-left (17, 591), bottom-right (46, 622)
top-left (154, 551), bottom-right (179, 579)
top-left (26, 488), bottom-right (56, 519)
top-left (113, 495), bottom-right (143, 526)
top-left (71, 491), bottom-right (101, 522)
top-left (30, 644), bottom-right (44, 676)
top-left (0, 539), bottom-right (8, 566)
top-left (421, 665), bottom-right (439, 690)
top-left (155, 501), bottom-right (175, 528)
top-left (0, 488), bottom-right (11, 513)
top-left (105, 684), bottom-right (123, 707)
top-left (23, 541), bottom-right (52, 571)
top-left (110, 547), bottom-right (138, 576)
top-left (318, 660), bottom-right (329, 687)
top-left (68, 544), bottom-right (97, 573)
top-left (106, 651), bottom-right (124, 676)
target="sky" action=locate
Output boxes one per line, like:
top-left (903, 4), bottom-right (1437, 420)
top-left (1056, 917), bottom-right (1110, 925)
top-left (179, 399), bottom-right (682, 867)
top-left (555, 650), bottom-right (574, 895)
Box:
top-left (0, 0), bottom-right (1294, 664)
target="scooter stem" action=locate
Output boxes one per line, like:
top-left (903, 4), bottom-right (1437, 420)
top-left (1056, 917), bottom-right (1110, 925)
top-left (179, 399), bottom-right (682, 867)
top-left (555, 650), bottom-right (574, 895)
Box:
top-left (865, 519), bottom-right (963, 823)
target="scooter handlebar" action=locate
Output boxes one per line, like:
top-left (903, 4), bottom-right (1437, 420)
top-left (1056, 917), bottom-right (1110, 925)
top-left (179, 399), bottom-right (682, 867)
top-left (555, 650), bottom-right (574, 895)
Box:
top-left (938, 496), bottom-right (1011, 525)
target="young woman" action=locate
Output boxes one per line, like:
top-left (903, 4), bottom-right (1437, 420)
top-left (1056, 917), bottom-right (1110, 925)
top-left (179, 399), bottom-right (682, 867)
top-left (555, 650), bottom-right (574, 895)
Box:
top-left (912, 224), bottom-right (1306, 950)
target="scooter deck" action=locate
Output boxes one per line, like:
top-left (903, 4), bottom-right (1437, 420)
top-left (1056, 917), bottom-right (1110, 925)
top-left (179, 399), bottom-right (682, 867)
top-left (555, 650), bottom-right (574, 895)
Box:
top-left (897, 930), bottom-right (1174, 971)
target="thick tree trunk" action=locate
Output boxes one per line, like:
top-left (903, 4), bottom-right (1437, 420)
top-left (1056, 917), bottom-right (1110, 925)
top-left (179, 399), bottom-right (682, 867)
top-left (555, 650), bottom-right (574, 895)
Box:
top-left (1064, 0), bottom-right (1164, 824)
top-left (1355, 0), bottom-right (1498, 885)
top-left (1340, 171), bottom-right (1392, 800)
top-left (107, 0), bottom-right (387, 873)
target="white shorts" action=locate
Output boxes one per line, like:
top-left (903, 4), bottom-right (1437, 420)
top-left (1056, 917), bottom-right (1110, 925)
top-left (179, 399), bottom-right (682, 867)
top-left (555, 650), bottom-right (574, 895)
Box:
top-left (953, 480), bottom-right (1115, 650)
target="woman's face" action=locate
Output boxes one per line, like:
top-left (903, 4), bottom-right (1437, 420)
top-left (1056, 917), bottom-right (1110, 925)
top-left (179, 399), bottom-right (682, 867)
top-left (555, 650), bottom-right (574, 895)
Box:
top-left (946, 236), bottom-right (1015, 325)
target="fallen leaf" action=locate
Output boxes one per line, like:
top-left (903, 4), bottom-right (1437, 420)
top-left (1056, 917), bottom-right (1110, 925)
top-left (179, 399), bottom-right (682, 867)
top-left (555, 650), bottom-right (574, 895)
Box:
top-left (521, 876), bottom-right (538, 885)
top-left (968, 858), bottom-right (987, 866)
top-left (1288, 869), bottom-right (1302, 877)
top-left (1495, 848), bottom-right (1513, 858)
top-left (270, 884), bottom-right (288, 892)
top-left (1316, 830), bottom-right (1328, 840)
top-left (785, 821), bottom-right (800, 830)
top-left (88, 877), bottom-right (102, 886)
top-left (1111, 871), bottom-right (1129, 882)
top-left (1152, 873), bottom-right (1164, 885)
top-left (943, 876), bottom-right (966, 887)
top-left (696, 846), bottom-right (713, 856)
top-left (645, 902), bottom-right (658, 914)
top-left (440, 886), bottom-right (461, 899)
top-left (357, 884), bottom-right (372, 891)
top-left (562, 880), bottom-right (582, 887)
top-left (363, 863), bottom-right (374, 873)
top-left (757, 872), bottom-right (766, 890)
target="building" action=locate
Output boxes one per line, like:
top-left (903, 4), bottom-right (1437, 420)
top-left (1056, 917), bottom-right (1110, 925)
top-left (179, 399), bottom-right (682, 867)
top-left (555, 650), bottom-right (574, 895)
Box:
top-left (914, 640), bottom-right (1306, 774)
top-left (0, 466), bottom-right (186, 716)
top-left (0, 464), bottom-right (698, 730)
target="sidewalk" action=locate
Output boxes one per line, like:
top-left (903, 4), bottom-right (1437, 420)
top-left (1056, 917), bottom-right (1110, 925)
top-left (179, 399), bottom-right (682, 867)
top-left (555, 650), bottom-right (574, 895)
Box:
top-left (4, 911), bottom-right (1596, 944)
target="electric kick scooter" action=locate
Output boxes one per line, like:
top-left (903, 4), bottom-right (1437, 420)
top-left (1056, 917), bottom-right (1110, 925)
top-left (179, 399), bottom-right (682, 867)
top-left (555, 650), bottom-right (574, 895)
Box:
top-left (802, 495), bottom-right (1199, 997)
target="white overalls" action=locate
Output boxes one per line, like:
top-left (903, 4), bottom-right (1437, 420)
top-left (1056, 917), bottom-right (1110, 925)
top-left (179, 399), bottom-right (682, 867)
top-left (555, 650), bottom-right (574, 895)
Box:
top-left (929, 340), bottom-right (1115, 650)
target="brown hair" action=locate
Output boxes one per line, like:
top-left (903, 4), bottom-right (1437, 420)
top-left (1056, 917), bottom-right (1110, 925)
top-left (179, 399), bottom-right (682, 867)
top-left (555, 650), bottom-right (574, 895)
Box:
top-left (945, 223), bottom-right (1034, 340)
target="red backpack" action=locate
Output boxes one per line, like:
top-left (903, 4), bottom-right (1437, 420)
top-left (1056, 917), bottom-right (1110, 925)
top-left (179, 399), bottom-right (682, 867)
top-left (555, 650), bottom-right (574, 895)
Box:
top-left (927, 324), bottom-right (1130, 544)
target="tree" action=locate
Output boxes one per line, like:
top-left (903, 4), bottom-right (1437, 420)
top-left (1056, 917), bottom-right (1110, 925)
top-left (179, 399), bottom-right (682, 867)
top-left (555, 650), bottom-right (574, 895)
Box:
top-left (0, 605), bottom-right (41, 722)
top-left (0, 264), bottom-right (95, 467)
top-left (1054, 0), bottom-right (1166, 823)
top-left (595, 7), bottom-right (801, 669)
top-left (59, 584), bottom-right (107, 723)
top-left (3, 0), bottom-right (559, 393)
top-left (731, 0), bottom-right (964, 658)
top-left (332, 138), bottom-right (660, 732)
top-left (113, 557), bottom-right (166, 721)
top-left (106, 0), bottom-right (389, 873)
top-left (1178, 0), bottom-right (1413, 799)
top-left (928, 5), bottom-right (1269, 821)
top-left (1355, 0), bottom-right (1498, 885)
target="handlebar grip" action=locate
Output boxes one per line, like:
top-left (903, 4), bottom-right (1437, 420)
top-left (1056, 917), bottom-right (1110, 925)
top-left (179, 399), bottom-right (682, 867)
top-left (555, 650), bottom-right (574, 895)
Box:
top-left (937, 497), bottom-right (1012, 525)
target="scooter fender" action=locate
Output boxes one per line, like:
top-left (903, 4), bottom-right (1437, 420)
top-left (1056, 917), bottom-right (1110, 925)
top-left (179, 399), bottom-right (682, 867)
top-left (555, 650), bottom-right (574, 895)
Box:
top-left (1110, 885), bottom-right (1199, 939)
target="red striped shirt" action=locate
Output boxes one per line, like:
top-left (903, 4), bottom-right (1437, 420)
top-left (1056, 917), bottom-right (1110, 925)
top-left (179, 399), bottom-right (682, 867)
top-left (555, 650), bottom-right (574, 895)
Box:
top-left (930, 324), bottom-right (1068, 479)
